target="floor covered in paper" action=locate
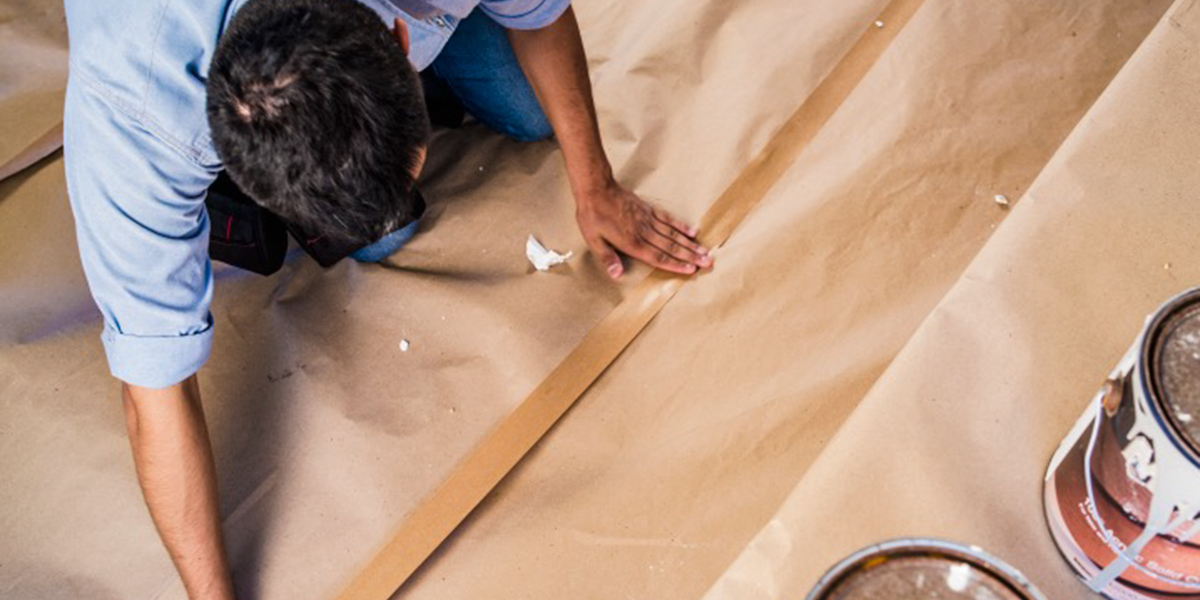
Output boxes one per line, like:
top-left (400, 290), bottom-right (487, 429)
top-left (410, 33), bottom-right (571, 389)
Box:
top-left (2, 0), bottom-right (1198, 598)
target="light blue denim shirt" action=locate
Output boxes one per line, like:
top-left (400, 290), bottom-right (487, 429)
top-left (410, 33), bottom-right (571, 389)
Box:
top-left (63, 0), bottom-right (569, 388)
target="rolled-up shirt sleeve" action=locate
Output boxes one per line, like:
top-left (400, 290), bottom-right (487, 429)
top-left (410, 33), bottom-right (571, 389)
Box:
top-left (64, 74), bottom-right (217, 389)
top-left (477, 0), bottom-right (571, 30)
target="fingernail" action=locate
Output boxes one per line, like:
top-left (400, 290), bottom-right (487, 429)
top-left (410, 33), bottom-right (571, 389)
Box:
top-left (608, 264), bottom-right (622, 278)
top-left (686, 265), bottom-right (697, 274)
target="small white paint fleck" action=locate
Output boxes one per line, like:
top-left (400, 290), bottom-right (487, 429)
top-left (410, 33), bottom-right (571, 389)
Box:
top-left (478, 166), bottom-right (485, 172)
top-left (874, 20), bottom-right (884, 28)
top-left (946, 563), bottom-right (971, 592)
top-left (399, 339), bottom-right (410, 352)
top-left (1180, 413), bottom-right (1194, 424)
top-left (994, 194), bottom-right (1010, 207)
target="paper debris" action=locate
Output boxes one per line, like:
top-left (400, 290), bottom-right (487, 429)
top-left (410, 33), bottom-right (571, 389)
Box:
top-left (399, 339), bottom-right (410, 352)
top-left (994, 194), bottom-right (1010, 207)
top-left (874, 20), bottom-right (884, 28)
top-left (526, 234), bottom-right (573, 271)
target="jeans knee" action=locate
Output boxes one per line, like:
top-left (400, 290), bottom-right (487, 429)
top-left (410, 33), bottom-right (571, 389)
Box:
top-left (504, 114), bottom-right (554, 143)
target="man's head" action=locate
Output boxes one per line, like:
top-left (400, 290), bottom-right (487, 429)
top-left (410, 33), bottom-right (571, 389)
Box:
top-left (207, 0), bottom-right (429, 247)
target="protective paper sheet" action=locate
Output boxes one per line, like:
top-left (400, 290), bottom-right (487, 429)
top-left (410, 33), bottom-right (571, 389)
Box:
top-left (0, 0), bottom-right (66, 175)
top-left (702, 1), bottom-right (1200, 599)
top-left (390, 2), bottom-right (1181, 599)
top-left (0, 1), bottom-right (1189, 600)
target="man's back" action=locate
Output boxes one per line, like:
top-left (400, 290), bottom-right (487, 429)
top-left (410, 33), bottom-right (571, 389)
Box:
top-left (60, 0), bottom-right (451, 387)
top-left (66, 0), bottom-right (241, 168)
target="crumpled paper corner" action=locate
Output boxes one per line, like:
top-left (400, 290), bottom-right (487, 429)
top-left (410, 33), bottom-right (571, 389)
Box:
top-left (526, 234), bottom-right (573, 272)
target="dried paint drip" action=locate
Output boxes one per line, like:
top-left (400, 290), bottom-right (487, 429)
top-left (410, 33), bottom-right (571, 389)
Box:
top-left (805, 539), bottom-right (1045, 600)
top-left (1044, 287), bottom-right (1200, 599)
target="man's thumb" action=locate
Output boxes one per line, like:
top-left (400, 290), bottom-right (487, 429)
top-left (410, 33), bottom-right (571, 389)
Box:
top-left (593, 239), bottom-right (622, 279)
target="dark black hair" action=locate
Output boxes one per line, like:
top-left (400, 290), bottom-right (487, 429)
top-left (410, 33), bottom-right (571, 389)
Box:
top-left (206, 0), bottom-right (430, 246)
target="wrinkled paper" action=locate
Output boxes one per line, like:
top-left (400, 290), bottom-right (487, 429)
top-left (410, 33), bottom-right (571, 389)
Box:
top-left (525, 234), bottom-right (573, 272)
top-left (0, 0), bottom-right (1186, 599)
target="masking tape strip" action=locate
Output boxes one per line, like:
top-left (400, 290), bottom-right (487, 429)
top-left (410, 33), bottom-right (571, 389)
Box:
top-left (0, 121), bottom-right (63, 183)
top-left (335, 1), bottom-right (925, 597)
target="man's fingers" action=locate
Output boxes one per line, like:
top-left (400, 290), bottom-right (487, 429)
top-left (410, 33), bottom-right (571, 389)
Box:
top-left (635, 245), bottom-right (698, 275)
top-left (653, 208), bottom-right (700, 239)
top-left (632, 232), bottom-right (701, 275)
top-left (647, 220), bottom-right (712, 267)
top-left (589, 237), bottom-right (624, 279)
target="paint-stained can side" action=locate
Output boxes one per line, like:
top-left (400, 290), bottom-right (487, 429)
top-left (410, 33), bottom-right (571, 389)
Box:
top-left (805, 539), bottom-right (1046, 600)
top-left (1044, 287), bottom-right (1200, 599)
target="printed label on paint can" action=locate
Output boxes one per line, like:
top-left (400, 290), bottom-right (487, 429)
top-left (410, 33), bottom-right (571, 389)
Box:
top-left (804, 539), bottom-right (1045, 600)
top-left (1043, 287), bottom-right (1200, 599)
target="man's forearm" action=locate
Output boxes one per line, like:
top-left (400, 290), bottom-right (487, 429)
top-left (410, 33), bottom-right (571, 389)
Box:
top-left (507, 7), bottom-right (711, 278)
top-left (507, 7), bottom-right (613, 196)
top-left (123, 376), bottom-right (235, 600)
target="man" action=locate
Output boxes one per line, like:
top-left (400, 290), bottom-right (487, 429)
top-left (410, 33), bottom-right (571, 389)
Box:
top-left (64, 0), bottom-right (711, 597)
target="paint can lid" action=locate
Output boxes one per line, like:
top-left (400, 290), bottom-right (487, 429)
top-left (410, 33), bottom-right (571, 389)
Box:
top-left (1152, 295), bottom-right (1200, 454)
top-left (805, 539), bottom-right (1045, 600)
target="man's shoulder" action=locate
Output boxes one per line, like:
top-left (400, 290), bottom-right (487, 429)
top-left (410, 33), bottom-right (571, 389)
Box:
top-left (66, 0), bottom-right (247, 166)
top-left (66, 0), bottom-right (238, 88)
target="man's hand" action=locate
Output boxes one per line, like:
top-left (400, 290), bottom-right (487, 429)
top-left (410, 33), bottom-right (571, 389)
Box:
top-left (576, 181), bottom-right (712, 279)
top-left (507, 9), bottom-right (713, 280)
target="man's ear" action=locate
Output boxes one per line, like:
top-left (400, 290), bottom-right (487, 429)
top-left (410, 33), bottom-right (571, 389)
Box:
top-left (392, 17), bottom-right (411, 57)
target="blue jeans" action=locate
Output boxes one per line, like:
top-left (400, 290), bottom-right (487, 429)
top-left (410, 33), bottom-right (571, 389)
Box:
top-left (423, 9), bottom-right (553, 142)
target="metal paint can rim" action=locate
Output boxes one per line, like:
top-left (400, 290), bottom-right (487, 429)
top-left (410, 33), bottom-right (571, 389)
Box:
top-left (1138, 287), bottom-right (1200, 468)
top-left (804, 538), bottom-right (1047, 600)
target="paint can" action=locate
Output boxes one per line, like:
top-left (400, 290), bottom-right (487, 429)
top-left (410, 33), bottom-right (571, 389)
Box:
top-left (805, 538), bottom-right (1046, 600)
top-left (1044, 287), bottom-right (1200, 599)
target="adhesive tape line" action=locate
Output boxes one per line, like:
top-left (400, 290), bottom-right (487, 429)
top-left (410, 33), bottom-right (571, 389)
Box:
top-left (335, 0), bottom-right (927, 597)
